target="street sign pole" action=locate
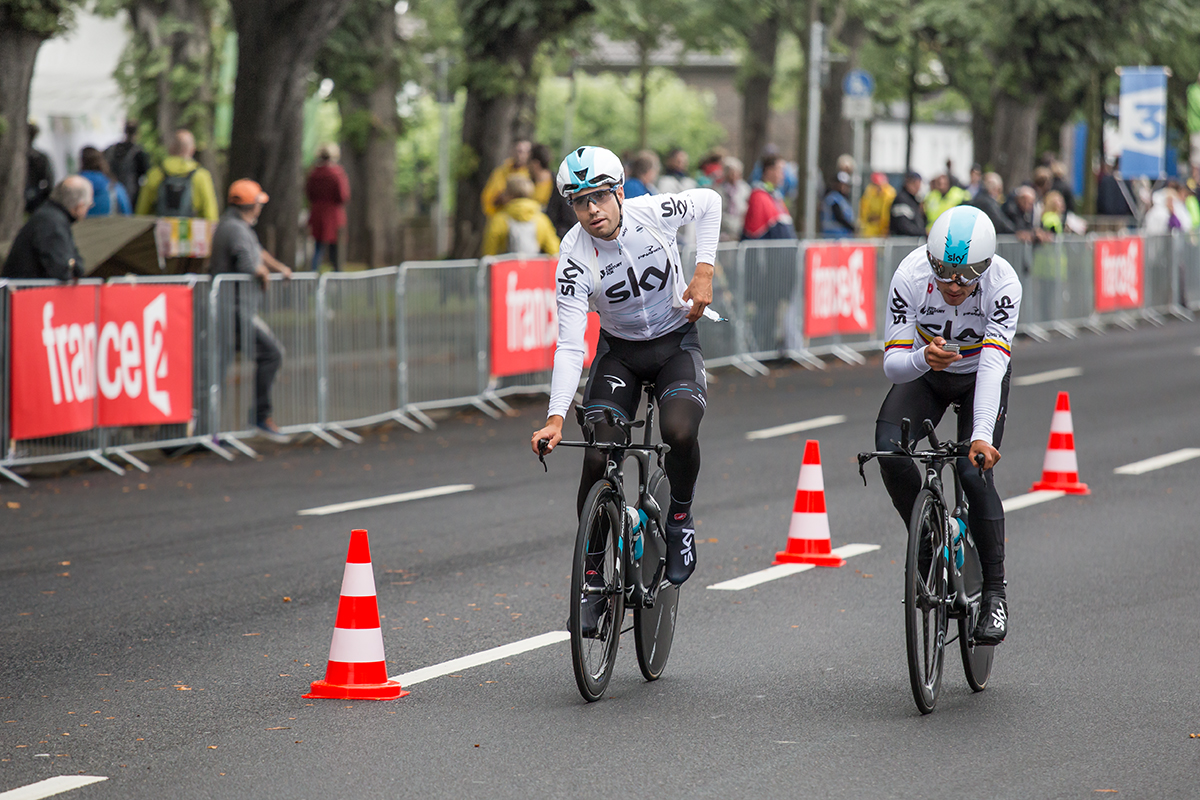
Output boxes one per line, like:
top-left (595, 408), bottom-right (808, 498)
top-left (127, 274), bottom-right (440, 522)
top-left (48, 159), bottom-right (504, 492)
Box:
top-left (851, 119), bottom-right (864, 215)
top-left (803, 21), bottom-right (824, 239)
top-left (840, 68), bottom-right (875, 231)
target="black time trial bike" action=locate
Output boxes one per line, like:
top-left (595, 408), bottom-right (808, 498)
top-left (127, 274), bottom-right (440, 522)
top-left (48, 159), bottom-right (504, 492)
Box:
top-left (857, 417), bottom-right (995, 714)
top-left (539, 383), bottom-right (679, 702)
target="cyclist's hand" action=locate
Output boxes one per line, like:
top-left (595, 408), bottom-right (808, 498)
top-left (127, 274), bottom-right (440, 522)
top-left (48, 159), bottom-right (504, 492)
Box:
top-left (925, 337), bottom-right (962, 371)
top-left (531, 417), bottom-right (564, 455)
top-left (683, 262), bottom-right (714, 323)
top-left (969, 439), bottom-right (1000, 471)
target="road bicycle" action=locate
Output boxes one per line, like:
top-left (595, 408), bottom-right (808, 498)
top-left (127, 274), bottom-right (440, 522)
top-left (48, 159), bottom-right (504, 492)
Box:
top-left (858, 417), bottom-right (995, 714)
top-left (539, 383), bottom-right (679, 702)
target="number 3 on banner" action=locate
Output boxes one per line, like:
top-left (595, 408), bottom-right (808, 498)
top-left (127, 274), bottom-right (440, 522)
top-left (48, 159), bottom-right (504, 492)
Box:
top-left (1133, 103), bottom-right (1164, 142)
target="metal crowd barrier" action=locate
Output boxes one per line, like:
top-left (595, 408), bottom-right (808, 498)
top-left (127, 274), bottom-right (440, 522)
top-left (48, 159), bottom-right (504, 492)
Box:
top-left (2, 231), bottom-right (1197, 486)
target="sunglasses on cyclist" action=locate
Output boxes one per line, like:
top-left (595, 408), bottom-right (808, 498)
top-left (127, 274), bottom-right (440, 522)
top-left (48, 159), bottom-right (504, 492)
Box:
top-left (569, 187), bottom-right (619, 209)
top-left (927, 250), bottom-right (989, 286)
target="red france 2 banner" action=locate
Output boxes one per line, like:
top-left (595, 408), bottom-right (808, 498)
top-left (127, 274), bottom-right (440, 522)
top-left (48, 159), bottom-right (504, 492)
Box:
top-left (490, 258), bottom-right (599, 378)
top-left (804, 243), bottom-right (876, 338)
top-left (96, 284), bottom-right (193, 427)
top-left (9, 285), bottom-right (193, 440)
top-left (9, 285), bottom-right (99, 440)
top-left (1093, 236), bottom-right (1144, 312)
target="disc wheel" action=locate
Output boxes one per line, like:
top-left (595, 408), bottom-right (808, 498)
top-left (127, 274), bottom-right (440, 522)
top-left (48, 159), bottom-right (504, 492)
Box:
top-left (569, 479), bottom-right (625, 702)
top-left (905, 489), bottom-right (949, 715)
top-left (957, 527), bottom-right (995, 691)
top-left (634, 468), bottom-right (678, 681)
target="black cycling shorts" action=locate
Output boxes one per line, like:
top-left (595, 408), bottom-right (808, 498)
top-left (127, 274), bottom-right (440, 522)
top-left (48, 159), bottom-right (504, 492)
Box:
top-left (582, 323), bottom-right (707, 420)
top-left (876, 365), bottom-right (1012, 448)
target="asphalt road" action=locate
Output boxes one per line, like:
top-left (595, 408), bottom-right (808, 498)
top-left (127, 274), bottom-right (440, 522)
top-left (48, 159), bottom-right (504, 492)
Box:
top-left (3, 319), bottom-right (1199, 799)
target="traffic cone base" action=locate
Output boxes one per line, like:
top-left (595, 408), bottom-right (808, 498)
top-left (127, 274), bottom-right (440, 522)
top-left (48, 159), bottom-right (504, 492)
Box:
top-left (774, 440), bottom-right (846, 567)
top-left (1030, 391), bottom-right (1089, 495)
top-left (305, 529), bottom-right (409, 701)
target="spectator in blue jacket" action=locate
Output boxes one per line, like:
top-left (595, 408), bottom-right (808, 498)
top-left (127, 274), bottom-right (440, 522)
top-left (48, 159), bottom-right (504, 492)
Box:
top-left (79, 147), bottom-right (131, 217)
top-left (623, 150), bottom-right (659, 198)
top-left (820, 171), bottom-right (855, 238)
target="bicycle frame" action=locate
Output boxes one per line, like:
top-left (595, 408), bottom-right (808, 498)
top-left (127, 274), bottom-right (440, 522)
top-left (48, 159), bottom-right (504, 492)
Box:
top-left (553, 386), bottom-right (672, 610)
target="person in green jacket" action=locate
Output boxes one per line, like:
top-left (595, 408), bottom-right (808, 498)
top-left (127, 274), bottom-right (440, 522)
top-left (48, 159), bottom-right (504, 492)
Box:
top-left (1031, 190), bottom-right (1067, 321)
top-left (923, 173), bottom-right (967, 232)
top-left (135, 129), bottom-right (219, 221)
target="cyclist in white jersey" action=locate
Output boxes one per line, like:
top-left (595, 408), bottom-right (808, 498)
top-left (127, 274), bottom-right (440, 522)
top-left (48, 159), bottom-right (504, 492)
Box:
top-left (531, 145), bottom-right (721, 592)
top-left (875, 205), bottom-right (1021, 644)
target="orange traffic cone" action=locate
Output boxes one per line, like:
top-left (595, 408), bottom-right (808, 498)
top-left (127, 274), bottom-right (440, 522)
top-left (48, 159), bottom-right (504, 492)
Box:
top-left (1030, 391), bottom-right (1090, 495)
top-left (304, 529), bottom-right (409, 700)
top-left (774, 440), bottom-right (846, 567)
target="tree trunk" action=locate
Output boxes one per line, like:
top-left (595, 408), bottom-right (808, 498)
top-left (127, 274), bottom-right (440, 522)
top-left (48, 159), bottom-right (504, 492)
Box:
top-left (970, 101), bottom-right (993, 172)
top-left (636, 42), bottom-right (650, 150)
top-left (740, 13), bottom-right (779, 172)
top-left (0, 25), bottom-right (44, 243)
top-left (338, 3), bottom-right (399, 268)
top-left (818, 13), bottom-right (866, 181)
top-left (991, 91), bottom-right (1043, 193)
top-left (228, 0), bottom-right (350, 266)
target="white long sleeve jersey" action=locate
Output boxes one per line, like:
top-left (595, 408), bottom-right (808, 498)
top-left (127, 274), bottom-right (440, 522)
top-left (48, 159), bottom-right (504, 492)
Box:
top-left (547, 188), bottom-right (722, 419)
top-left (883, 245), bottom-right (1022, 445)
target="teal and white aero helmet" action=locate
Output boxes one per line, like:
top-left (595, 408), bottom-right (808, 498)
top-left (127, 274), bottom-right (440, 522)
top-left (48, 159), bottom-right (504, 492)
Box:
top-left (926, 205), bottom-right (996, 284)
top-left (556, 146), bottom-right (624, 198)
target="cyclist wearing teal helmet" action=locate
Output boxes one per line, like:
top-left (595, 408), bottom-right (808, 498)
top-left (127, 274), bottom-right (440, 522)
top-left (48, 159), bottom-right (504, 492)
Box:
top-left (874, 205), bottom-right (1021, 644)
top-left (533, 146), bottom-right (723, 600)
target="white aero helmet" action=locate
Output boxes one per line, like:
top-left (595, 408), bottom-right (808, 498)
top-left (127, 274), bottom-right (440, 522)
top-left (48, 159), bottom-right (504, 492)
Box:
top-left (926, 205), bottom-right (996, 284)
top-left (556, 146), bottom-right (624, 198)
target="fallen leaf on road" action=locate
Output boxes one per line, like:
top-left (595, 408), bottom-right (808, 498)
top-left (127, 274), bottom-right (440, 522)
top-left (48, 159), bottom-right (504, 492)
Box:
top-left (265, 727), bottom-right (291, 730)
top-left (282, 597), bottom-right (291, 602)
top-left (243, 633), bottom-right (262, 636)
top-left (208, 745), bottom-right (217, 749)
top-left (6, 502), bottom-right (19, 509)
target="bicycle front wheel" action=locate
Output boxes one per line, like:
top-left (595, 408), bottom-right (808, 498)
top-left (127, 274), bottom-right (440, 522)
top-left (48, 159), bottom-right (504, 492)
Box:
top-left (905, 489), bottom-right (949, 714)
top-left (570, 479), bottom-right (625, 702)
top-left (634, 467), bottom-right (678, 681)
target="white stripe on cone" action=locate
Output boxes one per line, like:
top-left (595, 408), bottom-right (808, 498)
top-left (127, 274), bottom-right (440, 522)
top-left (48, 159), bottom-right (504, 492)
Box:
top-left (339, 563), bottom-right (378, 597)
top-left (1049, 409), bottom-right (1074, 433)
top-left (796, 463), bottom-right (824, 491)
top-left (328, 626), bottom-right (387, 664)
top-left (1043, 448), bottom-right (1079, 473)
top-left (788, 511), bottom-right (830, 542)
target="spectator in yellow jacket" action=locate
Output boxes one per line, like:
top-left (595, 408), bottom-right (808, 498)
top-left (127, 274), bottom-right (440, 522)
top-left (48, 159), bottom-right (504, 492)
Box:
top-left (135, 129), bottom-right (219, 221)
top-left (481, 176), bottom-right (560, 257)
top-left (480, 139), bottom-right (551, 218)
top-left (858, 172), bottom-right (895, 237)
top-left (923, 173), bottom-right (967, 232)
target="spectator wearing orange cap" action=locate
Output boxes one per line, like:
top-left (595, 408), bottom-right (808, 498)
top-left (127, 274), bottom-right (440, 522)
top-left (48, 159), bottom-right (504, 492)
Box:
top-left (858, 172), bottom-right (895, 238)
top-left (210, 179), bottom-right (293, 443)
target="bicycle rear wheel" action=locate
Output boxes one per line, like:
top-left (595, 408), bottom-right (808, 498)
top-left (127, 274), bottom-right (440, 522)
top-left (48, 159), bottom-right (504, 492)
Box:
top-left (570, 479), bottom-right (625, 702)
top-left (957, 527), bottom-right (995, 691)
top-left (634, 468), bottom-right (678, 681)
top-left (905, 489), bottom-right (949, 714)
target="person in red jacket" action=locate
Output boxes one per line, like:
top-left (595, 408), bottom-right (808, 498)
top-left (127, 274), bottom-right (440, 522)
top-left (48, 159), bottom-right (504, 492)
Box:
top-left (305, 143), bottom-right (351, 271)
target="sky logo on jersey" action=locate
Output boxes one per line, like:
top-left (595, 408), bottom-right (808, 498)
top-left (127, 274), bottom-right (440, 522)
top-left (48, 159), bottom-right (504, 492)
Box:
top-left (604, 265), bottom-right (670, 303)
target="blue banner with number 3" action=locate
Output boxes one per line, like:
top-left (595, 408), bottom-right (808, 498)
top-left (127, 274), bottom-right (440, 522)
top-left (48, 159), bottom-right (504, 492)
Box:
top-left (1119, 67), bottom-right (1167, 179)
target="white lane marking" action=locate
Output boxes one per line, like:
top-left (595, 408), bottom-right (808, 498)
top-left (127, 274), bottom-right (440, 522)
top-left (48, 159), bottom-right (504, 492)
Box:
top-left (1013, 367), bottom-right (1083, 386)
top-left (390, 630), bottom-right (569, 686)
top-left (1194, 346), bottom-right (1200, 356)
top-left (1114, 448), bottom-right (1200, 475)
top-left (298, 484), bottom-right (474, 516)
top-left (1002, 490), bottom-right (1066, 512)
top-left (0, 776), bottom-right (108, 800)
top-left (745, 414), bottom-right (847, 441)
top-left (707, 543), bottom-right (881, 591)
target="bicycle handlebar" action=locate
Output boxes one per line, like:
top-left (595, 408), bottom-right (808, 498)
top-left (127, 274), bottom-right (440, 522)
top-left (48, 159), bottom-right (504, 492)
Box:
top-left (856, 417), bottom-right (986, 485)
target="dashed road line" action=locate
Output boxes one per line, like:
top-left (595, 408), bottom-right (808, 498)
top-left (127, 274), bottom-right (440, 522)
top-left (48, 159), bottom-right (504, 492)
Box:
top-left (1114, 448), bottom-right (1200, 475)
top-left (1001, 490), bottom-right (1066, 512)
top-left (390, 631), bottom-right (569, 686)
top-left (745, 415), bottom-right (847, 441)
top-left (1013, 367), bottom-right (1083, 387)
top-left (707, 543), bottom-right (881, 591)
top-left (0, 776), bottom-right (107, 800)
top-left (298, 484), bottom-right (475, 516)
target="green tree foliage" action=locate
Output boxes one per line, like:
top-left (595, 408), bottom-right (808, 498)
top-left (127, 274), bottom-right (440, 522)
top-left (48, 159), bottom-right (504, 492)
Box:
top-left (537, 70), bottom-right (725, 163)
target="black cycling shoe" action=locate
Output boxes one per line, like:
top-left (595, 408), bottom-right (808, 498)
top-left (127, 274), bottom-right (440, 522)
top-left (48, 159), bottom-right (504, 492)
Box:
top-left (972, 592), bottom-right (1008, 645)
top-left (664, 511), bottom-right (697, 585)
top-left (578, 571), bottom-right (609, 638)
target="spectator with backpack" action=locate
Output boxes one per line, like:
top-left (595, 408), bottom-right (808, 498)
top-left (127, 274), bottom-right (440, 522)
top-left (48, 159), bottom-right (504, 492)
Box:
top-left (79, 147), bottom-right (131, 216)
top-left (135, 129), bottom-right (218, 221)
top-left (104, 120), bottom-right (150, 208)
top-left (481, 175), bottom-right (560, 257)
